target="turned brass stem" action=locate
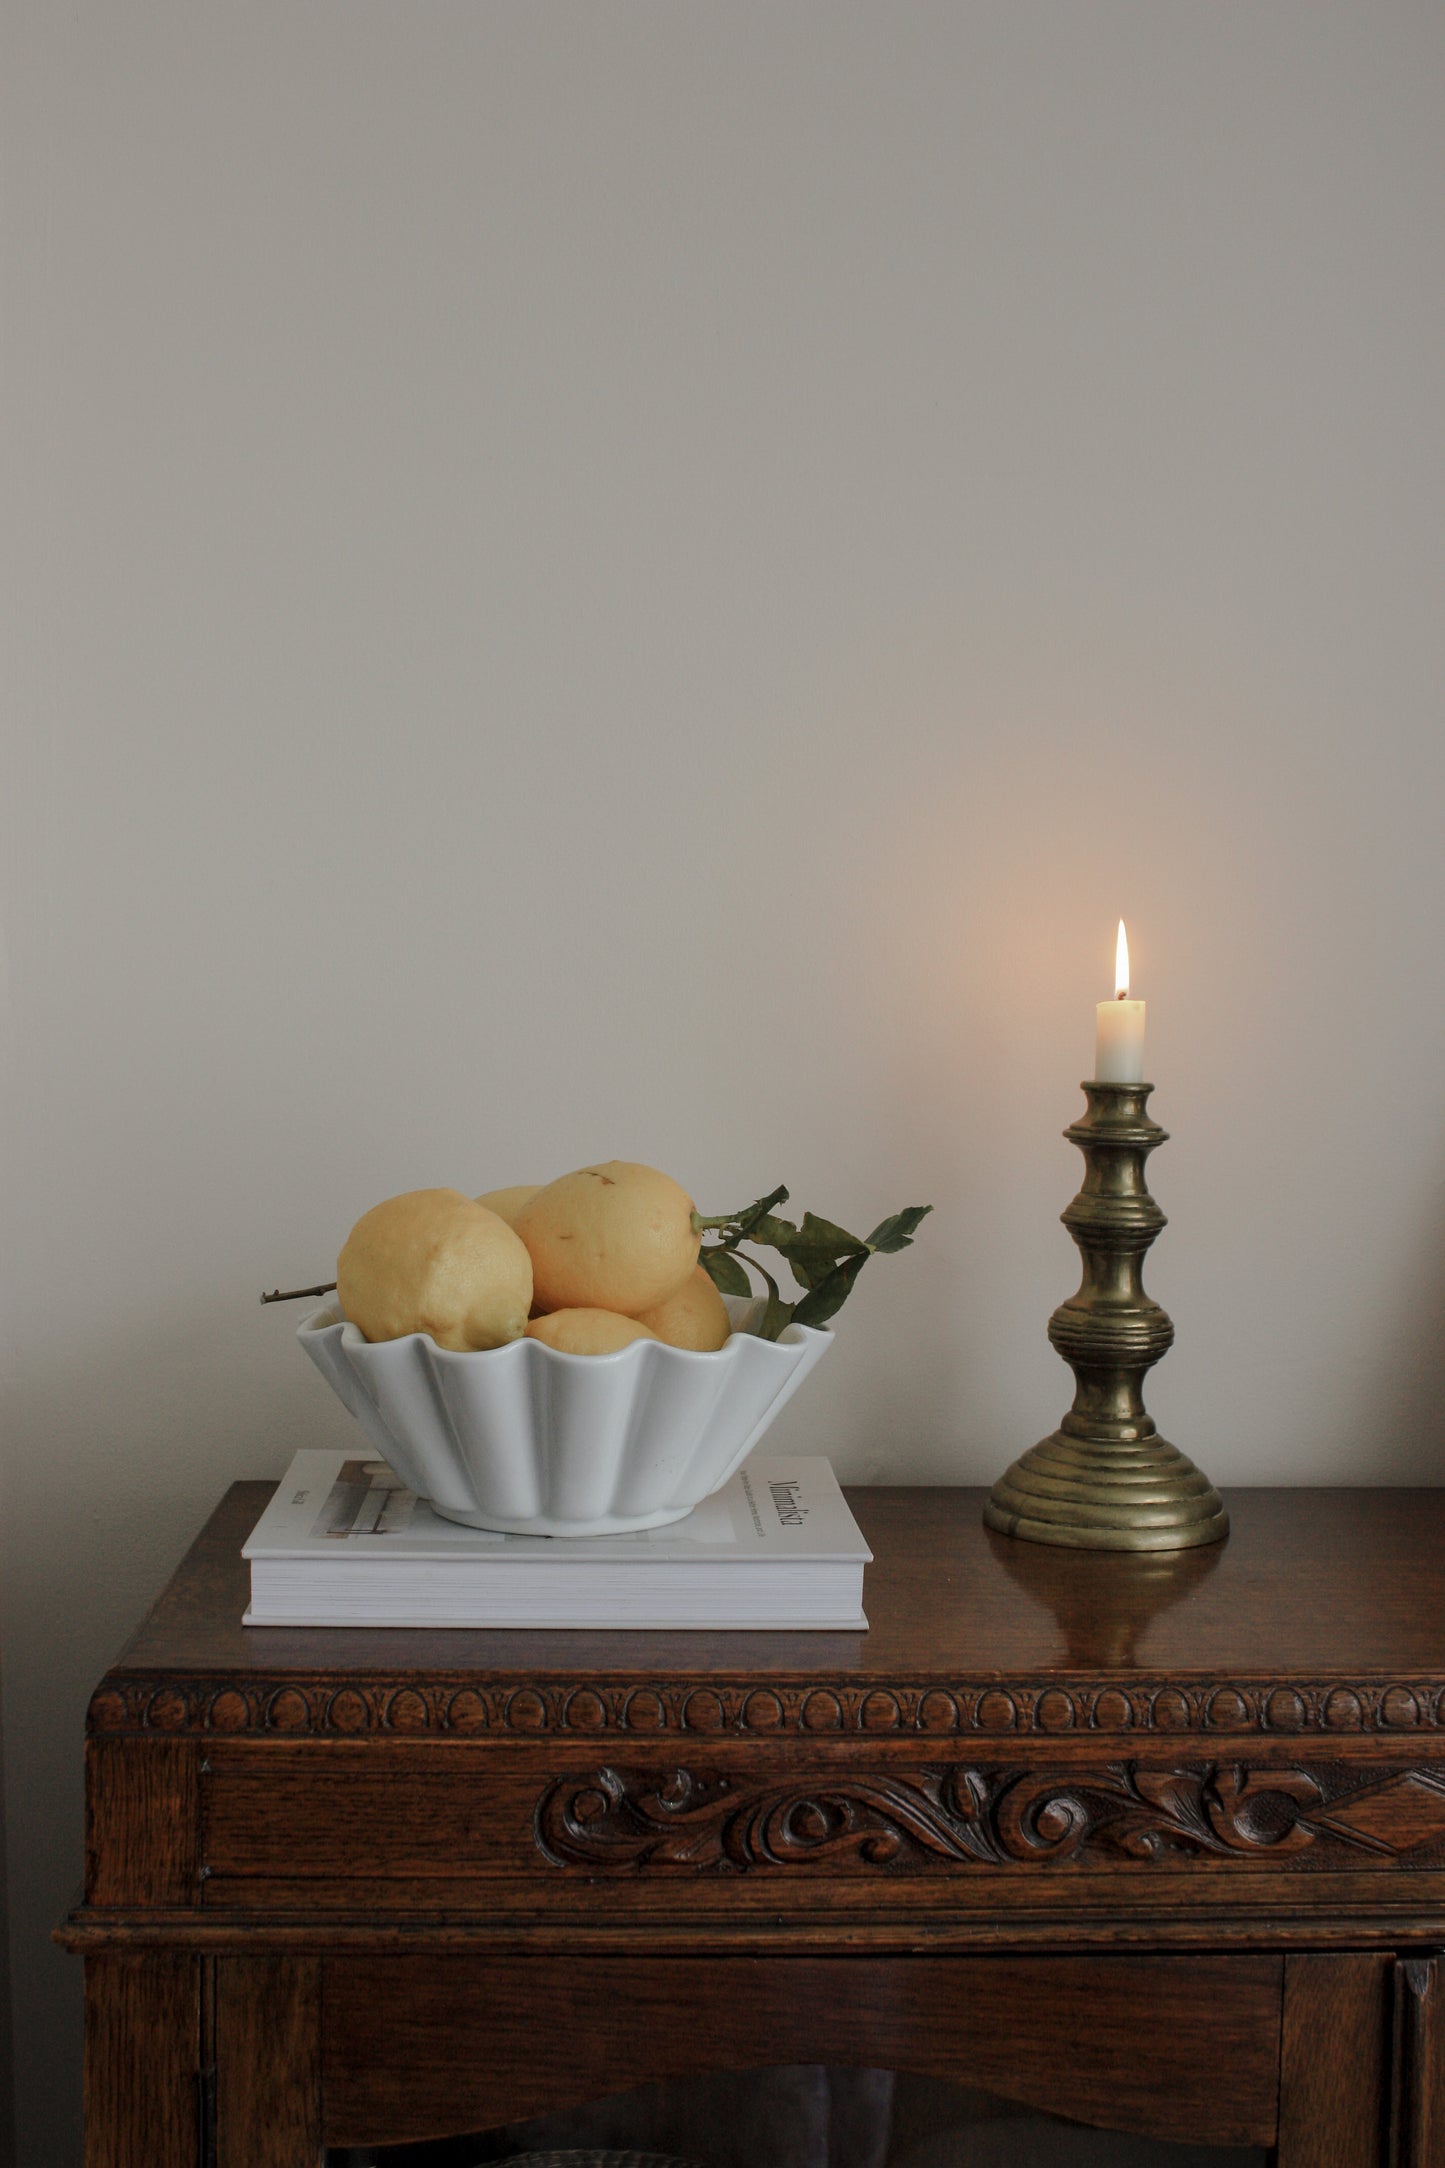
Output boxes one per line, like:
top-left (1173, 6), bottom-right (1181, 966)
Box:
top-left (984, 1082), bottom-right (1228, 1553)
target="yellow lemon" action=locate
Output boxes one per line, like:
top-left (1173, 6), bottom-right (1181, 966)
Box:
top-left (516, 1161), bottom-right (700, 1315)
top-left (633, 1264), bottom-right (731, 1351)
top-left (475, 1184), bottom-right (541, 1227)
top-left (337, 1189), bottom-right (532, 1351)
top-left (525, 1308), bottom-right (661, 1355)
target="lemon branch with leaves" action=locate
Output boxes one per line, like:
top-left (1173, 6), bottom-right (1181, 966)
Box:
top-left (263, 1185), bottom-right (933, 1327)
top-left (691, 1188), bottom-right (932, 1341)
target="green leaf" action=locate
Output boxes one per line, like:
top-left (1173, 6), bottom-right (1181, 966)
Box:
top-left (756, 1286), bottom-right (796, 1342)
top-left (793, 1252), bottom-right (870, 1330)
top-left (744, 1213), bottom-right (800, 1251)
top-left (865, 1204), bottom-right (934, 1254)
top-left (784, 1212), bottom-right (867, 1290)
top-left (698, 1245), bottom-right (752, 1299)
top-left (796, 1211), bottom-right (865, 1254)
top-left (727, 1249), bottom-right (793, 1340)
top-left (757, 1211), bottom-right (867, 1293)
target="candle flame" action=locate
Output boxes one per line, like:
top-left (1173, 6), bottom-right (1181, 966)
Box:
top-left (1114, 919), bottom-right (1130, 1000)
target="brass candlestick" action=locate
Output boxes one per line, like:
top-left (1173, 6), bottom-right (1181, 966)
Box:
top-left (984, 1081), bottom-right (1228, 1552)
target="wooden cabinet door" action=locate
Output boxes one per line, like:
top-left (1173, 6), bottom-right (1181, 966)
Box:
top-left (1391, 1955), bottom-right (1445, 2168)
top-left (1277, 1954), bottom-right (1391, 2167)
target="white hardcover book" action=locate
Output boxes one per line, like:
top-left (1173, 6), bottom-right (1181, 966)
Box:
top-left (243, 1450), bottom-right (871, 1629)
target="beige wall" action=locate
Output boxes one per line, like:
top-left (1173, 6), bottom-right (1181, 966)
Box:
top-left (4, 3), bottom-right (1444, 2160)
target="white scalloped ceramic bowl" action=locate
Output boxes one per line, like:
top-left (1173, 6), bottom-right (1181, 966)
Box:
top-left (297, 1295), bottom-right (832, 1536)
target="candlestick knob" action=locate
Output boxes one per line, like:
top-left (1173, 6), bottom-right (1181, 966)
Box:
top-left (984, 1081), bottom-right (1228, 1552)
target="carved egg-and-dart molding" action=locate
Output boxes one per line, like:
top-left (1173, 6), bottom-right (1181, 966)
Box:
top-left (534, 1761), bottom-right (1445, 1874)
top-left (86, 1674), bottom-right (1445, 1736)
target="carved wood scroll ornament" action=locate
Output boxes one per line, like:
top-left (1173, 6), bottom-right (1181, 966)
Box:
top-left (535, 1762), bottom-right (1445, 1873)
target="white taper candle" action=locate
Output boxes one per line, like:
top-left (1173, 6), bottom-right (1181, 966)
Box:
top-left (1094, 919), bottom-right (1146, 1082)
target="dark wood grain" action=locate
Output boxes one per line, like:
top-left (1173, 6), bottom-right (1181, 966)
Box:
top-left (87, 1485), bottom-right (1445, 1733)
top-left (1278, 1953), bottom-right (1390, 2165)
top-left (67, 1479), bottom-right (1445, 2167)
top-left (83, 1954), bottom-right (198, 2168)
top-left (322, 1950), bottom-right (1281, 2152)
top-left (213, 1956), bottom-right (322, 2168)
top-left (85, 1738), bottom-right (198, 1907)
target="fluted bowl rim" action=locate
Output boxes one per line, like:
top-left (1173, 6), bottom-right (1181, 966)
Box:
top-left (296, 1293), bottom-right (833, 1536)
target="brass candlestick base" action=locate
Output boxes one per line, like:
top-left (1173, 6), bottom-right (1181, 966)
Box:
top-left (985, 1081), bottom-right (1228, 1553)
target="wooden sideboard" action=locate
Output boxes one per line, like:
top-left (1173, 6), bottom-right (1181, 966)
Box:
top-left (60, 1484), bottom-right (1445, 2165)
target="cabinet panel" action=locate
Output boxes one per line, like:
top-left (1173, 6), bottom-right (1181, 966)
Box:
top-left (322, 1951), bottom-right (1282, 2154)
